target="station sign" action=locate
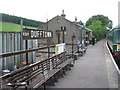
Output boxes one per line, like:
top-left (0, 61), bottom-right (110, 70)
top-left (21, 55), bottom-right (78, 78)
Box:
top-left (22, 28), bottom-right (53, 40)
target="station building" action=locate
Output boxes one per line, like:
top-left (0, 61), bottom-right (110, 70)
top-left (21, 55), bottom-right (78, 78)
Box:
top-left (38, 10), bottom-right (83, 45)
top-left (38, 10), bottom-right (93, 47)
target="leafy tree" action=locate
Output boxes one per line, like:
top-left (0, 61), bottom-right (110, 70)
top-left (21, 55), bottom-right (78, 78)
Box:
top-left (86, 15), bottom-right (113, 40)
top-left (88, 20), bottom-right (107, 40)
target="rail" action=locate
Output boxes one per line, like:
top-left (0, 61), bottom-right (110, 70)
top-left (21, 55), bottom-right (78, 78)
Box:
top-left (0, 45), bottom-right (55, 58)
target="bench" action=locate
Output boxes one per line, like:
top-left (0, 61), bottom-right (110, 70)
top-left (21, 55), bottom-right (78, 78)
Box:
top-left (44, 53), bottom-right (74, 86)
top-left (79, 47), bottom-right (87, 56)
top-left (1, 52), bottom-right (74, 89)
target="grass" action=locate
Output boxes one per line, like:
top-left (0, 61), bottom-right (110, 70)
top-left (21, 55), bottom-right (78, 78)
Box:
top-left (0, 22), bottom-right (37, 32)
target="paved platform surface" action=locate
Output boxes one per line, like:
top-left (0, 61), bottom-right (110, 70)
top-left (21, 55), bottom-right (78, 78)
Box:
top-left (48, 40), bottom-right (119, 89)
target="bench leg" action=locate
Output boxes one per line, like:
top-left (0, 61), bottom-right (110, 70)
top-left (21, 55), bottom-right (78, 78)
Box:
top-left (11, 86), bottom-right (16, 90)
top-left (64, 65), bottom-right (68, 71)
top-left (70, 60), bottom-right (74, 67)
top-left (43, 83), bottom-right (46, 90)
top-left (55, 71), bottom-right (60, 79)
top-left (54, 74), bottom-right (58, 82)
top-left (62, 68), bottom-right (66, 75)
top-left (80, 51), bottom-right (83, 56)
top-left (67, 64), bottom-right (71, 70)
top-left (58, 70), bottom-right (64, 77)
top-left (25, 85), bottom-right (27, 90)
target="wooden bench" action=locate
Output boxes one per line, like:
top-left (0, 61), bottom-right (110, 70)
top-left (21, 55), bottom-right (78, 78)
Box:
top-left (1, 52), bottom-right (74, 89)
top-left (78, 47), bottom-right (87, 56)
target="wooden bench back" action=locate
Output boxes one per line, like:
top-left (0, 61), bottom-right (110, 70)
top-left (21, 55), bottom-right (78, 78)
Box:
top-left (1, 52), bottom-right (66, 88)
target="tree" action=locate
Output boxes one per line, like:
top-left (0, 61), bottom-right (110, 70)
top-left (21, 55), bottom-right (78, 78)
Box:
top-left (86, 15), bottom-right (113, 40)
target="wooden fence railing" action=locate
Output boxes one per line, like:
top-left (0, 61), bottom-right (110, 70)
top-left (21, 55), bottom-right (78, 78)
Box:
top-left (0, 42), bottom-right (84, 89)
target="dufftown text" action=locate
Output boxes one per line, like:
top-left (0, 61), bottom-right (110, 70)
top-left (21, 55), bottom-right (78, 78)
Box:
top-left (22, 29), bottom-right (53, 40)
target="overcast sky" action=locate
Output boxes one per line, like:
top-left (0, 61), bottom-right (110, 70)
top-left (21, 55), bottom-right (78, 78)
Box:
top-left (1, 0), bottom-right (119, 27)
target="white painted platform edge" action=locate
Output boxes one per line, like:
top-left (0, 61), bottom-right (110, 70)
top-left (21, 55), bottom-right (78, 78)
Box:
top-left (106, 41), bottom-right (120, 75)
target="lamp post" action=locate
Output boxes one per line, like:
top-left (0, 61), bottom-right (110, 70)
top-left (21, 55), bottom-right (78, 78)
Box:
top-left (72, 33), bottom-right (75, 58)
top-left (21, 19), bottom-right (28, 65)
top-left (46, 19), bottom-right (50, 58)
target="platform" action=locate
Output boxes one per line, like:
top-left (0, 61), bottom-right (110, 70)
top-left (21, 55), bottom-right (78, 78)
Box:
top-left (48, 40), bottom-right (119, 89)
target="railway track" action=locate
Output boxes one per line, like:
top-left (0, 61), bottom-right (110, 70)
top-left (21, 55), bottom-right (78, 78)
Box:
top-left (106, 42), bottom-right (120, 75)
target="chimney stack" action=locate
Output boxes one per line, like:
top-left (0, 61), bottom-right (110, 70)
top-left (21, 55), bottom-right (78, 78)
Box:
top-left (61, 10), bottom-right (66, 18)
top-left (75, 16), bottom-right (77, 22)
